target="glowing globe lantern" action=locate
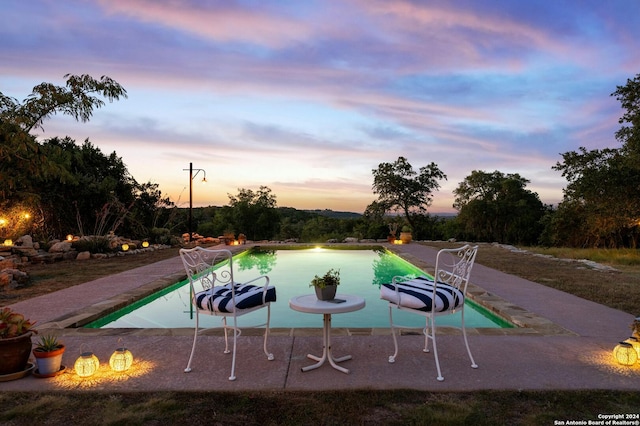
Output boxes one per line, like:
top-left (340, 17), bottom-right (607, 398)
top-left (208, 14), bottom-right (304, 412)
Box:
top-left (109, 340), bottom-right (133, 372)
top-left (142, 241), bottom-right (149, 248)
top-left (66, 234), bottom-right (73, 241)
top-left (74, 349), bottom-right (100, 377)
top-left (613, 341), bottom-right (638, 366)
top-left (121, 243), bottom-right (129, 252)
top-left (624, 336), bottom-right (640, 360)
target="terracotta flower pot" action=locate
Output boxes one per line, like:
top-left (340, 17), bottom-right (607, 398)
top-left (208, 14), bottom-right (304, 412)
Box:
top-left (0, 331), bottom-right (33, 375)
top-left (400, 232), bottom-right (412, 244)
top-left (33, 345), bottom-right (66, 376)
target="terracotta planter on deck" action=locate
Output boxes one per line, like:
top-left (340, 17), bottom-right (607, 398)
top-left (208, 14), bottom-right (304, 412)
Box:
top-left (33, 345), bottom-right (66, 376)
top-left (399, 232), bottom-right (412, 244)
top-left (0, 331), bottom-right (33, 375)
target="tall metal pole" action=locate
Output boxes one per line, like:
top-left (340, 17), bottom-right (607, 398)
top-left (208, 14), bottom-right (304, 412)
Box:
top-left (184, 162), bottom-right (206, 244)
top-left (188, 162), bottom-right (193, 243)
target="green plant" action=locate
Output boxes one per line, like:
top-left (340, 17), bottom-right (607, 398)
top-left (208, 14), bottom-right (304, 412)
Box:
top-left (0, 307), bottom-right (36, 338)
top-left (151, 227), bottom-right (172, 245)
top-left (401, 225), bottom-right (412, 233)
top-left (72, 236), bottom-right (111, 253)
top-left (310, 269), bottom-right (340, 289)
top-left (33, 335), bottom-right (62, 352)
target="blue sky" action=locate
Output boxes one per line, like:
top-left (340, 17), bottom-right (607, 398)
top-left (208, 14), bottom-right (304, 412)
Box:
top-left (2, 0), bottom-right (639, 213)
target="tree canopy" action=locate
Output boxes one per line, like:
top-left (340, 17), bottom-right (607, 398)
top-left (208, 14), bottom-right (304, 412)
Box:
top-left (551, 74), bottom-right (640, 248)
top-left (0, 74), bottom-right (174, 242)
top-left (225, 186), bottom-right (280, 240)
top-left (0, 74), bottom-right (127, 202)
top-left (453, 170), bottom-right (545, 245)
top-left (370, 156), bottom-right (446, 234)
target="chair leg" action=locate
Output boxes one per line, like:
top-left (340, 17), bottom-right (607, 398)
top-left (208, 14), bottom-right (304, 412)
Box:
top-left (422, 318), bottom-right (431, 353)
top-left (388, 306), bottom-right (399, 363)
top-left (428, 318), bottom-right (444, 382)
top-left (263, 305), bottom-right (275, 361)
top-left (222, 317), bottom-right (231, 354)
top-left (229, 317), bottom-right (238, 381)
top-left (184, 312), bottom-right (200, 373)
top-left (461, 310), bottom-right (478, 369)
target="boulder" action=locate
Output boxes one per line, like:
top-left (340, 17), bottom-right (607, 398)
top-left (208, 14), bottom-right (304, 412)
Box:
top-left (14, 247), bottom-right (38, 257)
top-left (0, 271), bottom-right (10, 288)
top-left (76, 251), bottom-right (91, 260)
top-left (0, 257), bottom-right (17, 270)
top-left (16, 235), bottom-right (34, 248)
top-left (62, 250), bottom-right (78, 260)
top-left (49, 241), bottom-right (72, 253)
top-left (0, 268), bottom-right (29, 289)
top-left (30, 253), bottom-right (57, 264)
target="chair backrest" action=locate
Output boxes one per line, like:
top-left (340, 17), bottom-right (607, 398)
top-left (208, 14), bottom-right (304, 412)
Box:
top-left (434, 245), bottom-right (478, 294)
top-left (180, 247), bottom-right (235, 293)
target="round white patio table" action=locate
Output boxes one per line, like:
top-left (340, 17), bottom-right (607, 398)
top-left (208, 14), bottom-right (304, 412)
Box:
top-left (289, 294), bottom-right (366, 374)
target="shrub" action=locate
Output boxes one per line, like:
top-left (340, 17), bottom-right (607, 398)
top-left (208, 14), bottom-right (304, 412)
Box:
top-left (72, 236), bottom-right (111, 253)
top-left (150, 227), bottom-right (172, 245)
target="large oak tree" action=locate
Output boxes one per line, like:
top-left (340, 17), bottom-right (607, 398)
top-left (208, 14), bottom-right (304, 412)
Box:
top-left (370, 156), bottom-right (446, 235)
top-left (552, 74), bottom-right (640, 247)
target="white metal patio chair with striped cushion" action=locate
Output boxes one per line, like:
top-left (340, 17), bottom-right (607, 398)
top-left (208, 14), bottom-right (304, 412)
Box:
top-left (180, 247), bottom-right (276, 381)
top-left (380, 244), bottom-right (479, 381)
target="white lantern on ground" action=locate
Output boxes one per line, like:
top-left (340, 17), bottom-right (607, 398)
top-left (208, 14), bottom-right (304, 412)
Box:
top-left (74, 348), bottom-right (100, 377)
top-left (109, 339), bottom-right (133, 372)
top-left (613, 341), bottom-right (638, 366)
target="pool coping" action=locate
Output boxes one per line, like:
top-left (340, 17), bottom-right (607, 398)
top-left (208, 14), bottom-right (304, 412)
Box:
top-left (37, 243), bottom-right (574, 338)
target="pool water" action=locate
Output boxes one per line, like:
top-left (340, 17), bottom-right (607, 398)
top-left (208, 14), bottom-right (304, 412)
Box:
top-left (87, 247), bottom-right (513, 329)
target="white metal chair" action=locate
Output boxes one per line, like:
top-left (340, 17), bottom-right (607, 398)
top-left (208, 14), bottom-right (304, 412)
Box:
top-left (180, 247), bottom-right (276, 381)
top-left (380, 244), bottom-right (479, 381)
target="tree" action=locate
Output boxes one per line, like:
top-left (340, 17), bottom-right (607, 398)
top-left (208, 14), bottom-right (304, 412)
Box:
top-left (613, 74), bottom-right (640, 156)
top-left (551, 74), bottom-right (640, 247)
top-left (31, 137), bottom-right (171, 239)
top-left (370, 156), bottom-right (446, 234)
top-left (227, 186), bottom-right (280, 240)
top-left (0, 75), bottom-right (174, 241)
top-left (0, 74), bottom-right (127, 202)
top-left (453, 170), bottom-right (545, 245)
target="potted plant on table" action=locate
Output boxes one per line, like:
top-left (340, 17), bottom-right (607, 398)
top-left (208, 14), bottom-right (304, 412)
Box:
top-left (33, 334), bottom-right (65, 377)
top-left (0, 307), bottom-right (36, 376)
top-left (310, 268), bottom-right (340, 301)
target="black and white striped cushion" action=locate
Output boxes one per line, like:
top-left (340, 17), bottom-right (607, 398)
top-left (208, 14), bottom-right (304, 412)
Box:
top-left (380, 276), bottom-right (463, 312)
top-left (194, 283), bottom-right (277, 313)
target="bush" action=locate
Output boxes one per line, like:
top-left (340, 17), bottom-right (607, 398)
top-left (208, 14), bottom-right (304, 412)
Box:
top-left (150, 228), bottom-right (172, 245)
top-left (72, 236), bottom-right (111, 253)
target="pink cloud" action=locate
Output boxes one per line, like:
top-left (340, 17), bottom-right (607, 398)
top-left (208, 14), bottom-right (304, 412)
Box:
top-left (96, 0), bottom-right (314, 47)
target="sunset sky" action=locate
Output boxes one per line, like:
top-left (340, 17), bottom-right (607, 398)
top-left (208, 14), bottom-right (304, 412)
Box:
top-left (2, 0), bottom-right (639, 213)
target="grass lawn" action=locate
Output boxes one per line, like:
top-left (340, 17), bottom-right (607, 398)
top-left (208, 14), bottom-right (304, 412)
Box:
top-left (2, 242), bottom-right (640, 425)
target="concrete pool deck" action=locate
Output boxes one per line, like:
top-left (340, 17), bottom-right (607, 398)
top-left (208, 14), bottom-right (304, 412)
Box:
top-left (2, 243), bottom-right (639, 392)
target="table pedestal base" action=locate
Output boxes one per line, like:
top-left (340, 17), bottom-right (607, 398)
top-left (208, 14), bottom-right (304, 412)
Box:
top-left (301, 313), bottom-right (351, 374)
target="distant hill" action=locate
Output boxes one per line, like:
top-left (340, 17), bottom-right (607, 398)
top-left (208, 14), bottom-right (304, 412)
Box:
top-left (303, 209), bottom-right (362, 219)
top-left (432, 212), bottom-right (457, 218)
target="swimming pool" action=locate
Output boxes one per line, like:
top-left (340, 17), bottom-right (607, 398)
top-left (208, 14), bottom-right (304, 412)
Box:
top-left (87, 247), bottom-right (513, 329)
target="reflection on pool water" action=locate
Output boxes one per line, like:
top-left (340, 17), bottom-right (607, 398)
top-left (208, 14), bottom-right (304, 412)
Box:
top-left (86, 247), bottom-right (513, 329)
